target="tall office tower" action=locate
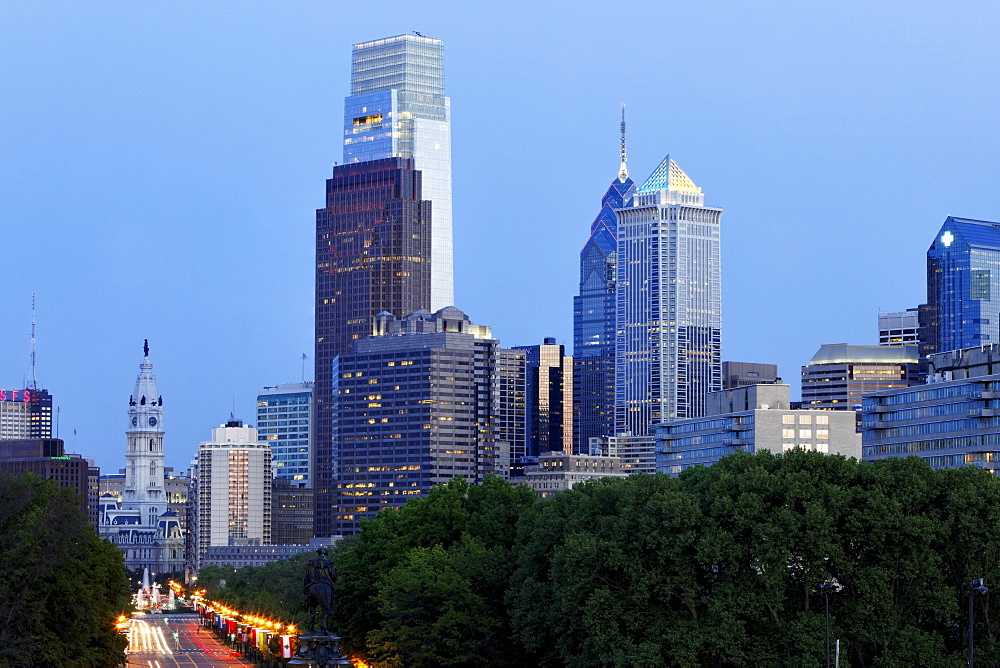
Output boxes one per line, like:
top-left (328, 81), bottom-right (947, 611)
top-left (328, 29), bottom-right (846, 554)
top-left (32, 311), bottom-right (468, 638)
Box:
top-left (314, 157), bottom-right (432, 536)
top-left (614, 156), bottom-right (722, 435)
top-left (926, 216), bottom-right (1000, 353)
top-left (98, 342), bottom-right (184, 575)
top-left (0, 388), bottom-right (52, 439)
top-left (574, 111), bottom-right (635, 452)
top-left (257, 381), bottom-right (314, 488)
top-left (514, 337), bottom-right (573, 457)
top-left (343, 34), bottom-right (453, 311)
top-left (331, 307), bottom-right (524, 535)
top-left (801, 344), bottom-right (922, 411)
top-left (192, 420), bottom-right (271, 570)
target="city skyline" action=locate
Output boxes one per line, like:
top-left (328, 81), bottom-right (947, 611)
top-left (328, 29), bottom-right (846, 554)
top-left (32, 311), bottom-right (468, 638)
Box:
top-left (1, 2), bottom-right (997, 473)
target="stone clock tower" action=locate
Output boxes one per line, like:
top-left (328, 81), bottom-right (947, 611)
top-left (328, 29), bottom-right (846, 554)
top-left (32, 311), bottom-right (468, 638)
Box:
top-left (100, 340), bottom-right (184, 576)
top-left (122, 339), bottom-right (166, 526)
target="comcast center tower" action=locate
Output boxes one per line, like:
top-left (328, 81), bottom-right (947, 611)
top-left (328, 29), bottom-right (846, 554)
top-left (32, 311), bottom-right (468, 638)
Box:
top-left (343, 34), bottom-right (454, 311)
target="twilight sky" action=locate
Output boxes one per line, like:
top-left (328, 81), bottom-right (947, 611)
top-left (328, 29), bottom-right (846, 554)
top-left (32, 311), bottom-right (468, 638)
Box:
top-left (1, 1), bottom-right (997, 473)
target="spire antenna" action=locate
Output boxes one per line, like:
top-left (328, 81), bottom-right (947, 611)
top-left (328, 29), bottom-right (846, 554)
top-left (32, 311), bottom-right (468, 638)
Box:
top-left (28, 293), bottom-right (38, 391)
top-left (618, 104), bottom-right (629, 182)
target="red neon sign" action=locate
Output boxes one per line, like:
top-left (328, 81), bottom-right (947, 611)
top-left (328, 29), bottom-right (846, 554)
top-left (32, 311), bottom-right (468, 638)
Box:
top-left (0, 390), bottom-right (32, 403)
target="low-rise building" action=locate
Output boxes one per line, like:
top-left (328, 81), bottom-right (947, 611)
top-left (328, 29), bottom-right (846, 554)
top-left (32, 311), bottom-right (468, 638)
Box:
top-left (519, 451), bottom-right (626, 498)
top-left (656, 384), bottom-right (861, 476)
top-left (863, 345), bottom-right (1000, 471)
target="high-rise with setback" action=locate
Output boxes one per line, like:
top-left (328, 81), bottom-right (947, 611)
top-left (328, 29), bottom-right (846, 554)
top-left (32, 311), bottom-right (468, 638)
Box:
top-left (343, 34), bottom-right (453, 310)
top-left (614, 156), bottom-right (722, 435)
top-left (314, 34), bottom-right (452, 537)
top-left (573, 111), bottom-right (635, 452)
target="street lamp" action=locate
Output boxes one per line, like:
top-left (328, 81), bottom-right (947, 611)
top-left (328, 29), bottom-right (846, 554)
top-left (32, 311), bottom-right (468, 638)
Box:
top-left (818, 583), bottom-right (837, 668)
top-left (968, 578), bottom-right (988, 667)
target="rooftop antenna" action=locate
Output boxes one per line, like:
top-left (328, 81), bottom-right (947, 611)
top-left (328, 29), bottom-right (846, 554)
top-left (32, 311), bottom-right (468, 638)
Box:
top-left (618, 104), bottom-right (629, 183)
top-left (28, 293), bottom-right (38, 391)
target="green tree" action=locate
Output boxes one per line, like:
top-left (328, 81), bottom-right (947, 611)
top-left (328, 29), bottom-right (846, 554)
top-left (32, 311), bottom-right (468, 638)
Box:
top-left (509, 451), bottom-right (1000, 666)
top-left (0, 472), bottom-right (130, 667)
top-left (334, 475), bottom-right (536, 667)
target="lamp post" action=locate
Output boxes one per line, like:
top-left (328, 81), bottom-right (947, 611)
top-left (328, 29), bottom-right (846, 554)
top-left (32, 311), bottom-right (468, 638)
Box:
top-left (969, 578), bottom-right (988, 667)
top-left (819, 583), bottom-right (836, 668)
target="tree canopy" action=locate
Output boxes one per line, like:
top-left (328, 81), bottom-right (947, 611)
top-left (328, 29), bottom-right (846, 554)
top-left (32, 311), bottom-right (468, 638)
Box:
top-left (199, 453), bottom-right (1000, 666)
top-left (0, 472), bottom-right (130, 668)
top-left (332, 453), bottom-right (1000, 667)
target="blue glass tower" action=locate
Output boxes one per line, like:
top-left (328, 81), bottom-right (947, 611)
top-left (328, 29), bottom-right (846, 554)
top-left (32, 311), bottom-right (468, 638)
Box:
top-left (573, 110), bottom-right (635, 452)
top-left (343, 34), bottom-right (453, 311)
top-left (927, 216), bottom-right (1000, 353)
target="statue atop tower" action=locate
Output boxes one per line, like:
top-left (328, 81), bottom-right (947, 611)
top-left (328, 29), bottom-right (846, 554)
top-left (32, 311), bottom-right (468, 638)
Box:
top-left (98, 341), bottom-right (184, 577)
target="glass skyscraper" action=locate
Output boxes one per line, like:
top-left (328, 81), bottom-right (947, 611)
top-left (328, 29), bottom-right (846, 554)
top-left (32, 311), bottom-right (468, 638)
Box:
top-left (926, 216), bottom-right (1000, 353)
top-left (313, 157), bottom-right (432, 538)
top-left (343, 34), bottom-right (453, 311)
top-left (614, 156), bottom-right (722, 435)
top-left (573, 116), bottom-right (634, 451)
top-left (256, 382), bottom-right (313, 488)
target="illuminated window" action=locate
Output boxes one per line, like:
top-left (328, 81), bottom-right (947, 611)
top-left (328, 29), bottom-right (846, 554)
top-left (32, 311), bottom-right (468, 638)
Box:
top-left (782, 429), bottom-right (794, 438)
top-left (782, 415), bottom-right (795, 425)
top-left (799, 429), bottom-right (812, 439)
top-left (799, 415), bottom-right (812, 425)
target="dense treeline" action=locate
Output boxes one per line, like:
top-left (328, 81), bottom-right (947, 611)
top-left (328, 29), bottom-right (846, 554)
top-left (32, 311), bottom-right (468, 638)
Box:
top-left (0, 473), bottom-right (130, 668)
top-left (197, 452), bottom-right (1000, 666)
top-left (334, 452), bottom-right (1000, 667)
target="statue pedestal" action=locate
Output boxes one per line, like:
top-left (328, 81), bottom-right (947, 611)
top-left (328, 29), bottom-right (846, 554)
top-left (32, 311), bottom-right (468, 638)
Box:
top-left (288, 632), bottom-right (352, 667)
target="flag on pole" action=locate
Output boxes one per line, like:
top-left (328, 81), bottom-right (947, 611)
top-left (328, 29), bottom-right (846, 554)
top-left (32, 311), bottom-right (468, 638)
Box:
top-left (280, 635), bottom-right (293, 658)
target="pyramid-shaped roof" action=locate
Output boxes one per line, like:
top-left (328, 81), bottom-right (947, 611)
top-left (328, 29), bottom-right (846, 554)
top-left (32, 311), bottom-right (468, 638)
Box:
top-left (930, 216), bottom-right (1000, 253)
top-left (638, 155), bottom-right (701, 194)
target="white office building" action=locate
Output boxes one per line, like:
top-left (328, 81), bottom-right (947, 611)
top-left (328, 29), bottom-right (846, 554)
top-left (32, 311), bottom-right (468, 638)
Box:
top-left (192, 421), bottom-right (271, 570)
top-left (615, 156), bottom-right (722, 436)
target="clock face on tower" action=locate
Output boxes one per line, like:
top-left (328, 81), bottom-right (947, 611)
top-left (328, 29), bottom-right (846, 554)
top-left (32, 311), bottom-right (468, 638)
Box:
top-left (148, 417), bottom-right (158, 427)
top-left (132, 417), bottom-right (138, 427)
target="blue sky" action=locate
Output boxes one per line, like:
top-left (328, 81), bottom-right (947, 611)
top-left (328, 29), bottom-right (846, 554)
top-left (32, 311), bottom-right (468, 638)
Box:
top-left (1, 1), bottom-right (997, 472)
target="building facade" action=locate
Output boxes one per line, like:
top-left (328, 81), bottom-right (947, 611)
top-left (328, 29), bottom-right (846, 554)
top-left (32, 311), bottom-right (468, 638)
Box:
top-left (343, 33), bottom-right (453, 311)
top-left (0, 438), bottom-right (92, 519)
top-left (615, 156), bottom-right (722, 434)
top-left (271, 479), bottom-right (314, 545)
top-left (257, 382), bottom-right (313, 488)
top-left (0, 388), bottom-right (52, 439)
top-left (518, 451), bottom-right (626, 499)
top-left (98, 343), bottom-right (184, 575)
top-left (926, 216), bottom-right (1000, 354)
top-left (192, 420), bottom-right (272, 571)
top-left (801, 344), bottom-right (922, 411)
top-left (878, 308), bottom-right (921, 346)
top-left (314, 157), bottom-right (432, 537)
top-left (331, 307), bottom-right (524, 534)
top-left (722, 361), bottom-right (780, 389)
top-left (574, 113), bottom-right (635, 452)
top-left (514, 338), bottom-right (573, 457)
top-left (656, 384), bottom-right (861, 476)
top-left (863, 345), bottom-right (1000, 471)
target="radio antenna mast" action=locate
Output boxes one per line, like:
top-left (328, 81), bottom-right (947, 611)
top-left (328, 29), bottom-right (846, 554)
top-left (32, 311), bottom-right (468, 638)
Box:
top-left (28, 293), bottom-right (38, 391)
